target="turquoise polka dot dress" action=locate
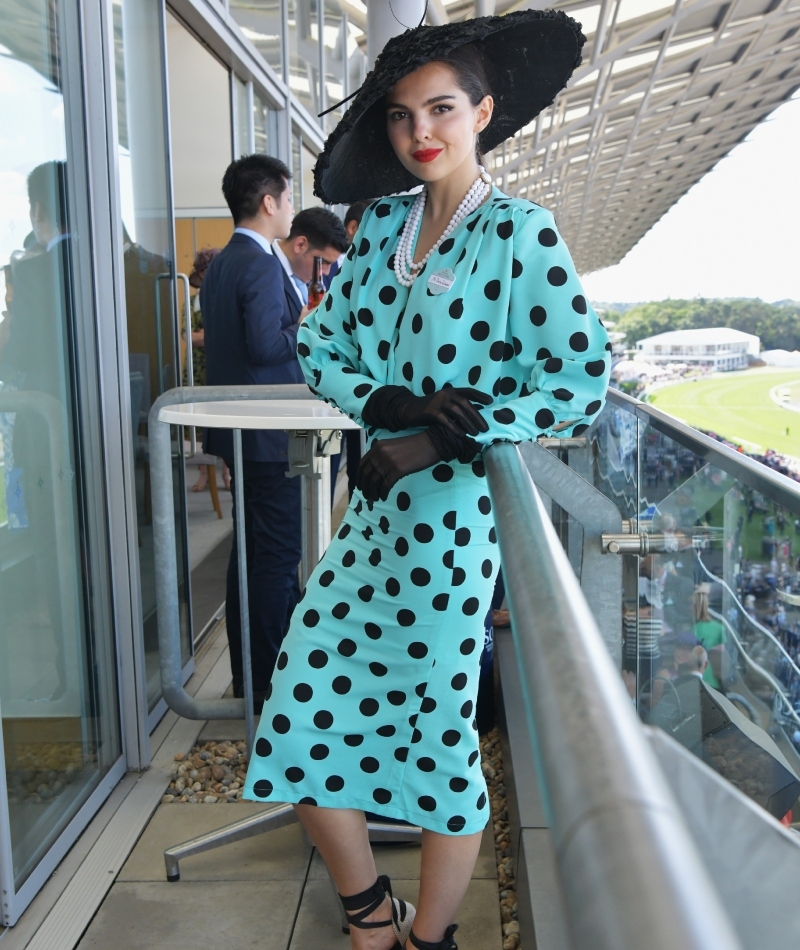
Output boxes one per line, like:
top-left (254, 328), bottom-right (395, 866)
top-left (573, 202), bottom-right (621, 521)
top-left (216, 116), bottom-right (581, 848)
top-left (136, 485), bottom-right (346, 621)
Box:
top-left (243, 188), bottom-right (610, 835)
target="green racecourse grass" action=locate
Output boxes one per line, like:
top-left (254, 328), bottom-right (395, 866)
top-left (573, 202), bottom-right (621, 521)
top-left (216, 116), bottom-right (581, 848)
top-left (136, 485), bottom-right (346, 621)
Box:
top-left (648, 368), bottom-right (800, 458)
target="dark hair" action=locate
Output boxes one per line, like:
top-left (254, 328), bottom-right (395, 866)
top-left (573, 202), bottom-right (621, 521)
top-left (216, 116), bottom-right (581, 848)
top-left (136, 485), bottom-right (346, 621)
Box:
top-left (222, 154), bottom-right (291, 224)
top-left (27, 161), bottom-right (68, 232)
top-left (344, 200), bottom-right (372, 229)
top-left (434, 44), bottom-right (494, 163)
top-left (288, 207), bottom-right (349, 253)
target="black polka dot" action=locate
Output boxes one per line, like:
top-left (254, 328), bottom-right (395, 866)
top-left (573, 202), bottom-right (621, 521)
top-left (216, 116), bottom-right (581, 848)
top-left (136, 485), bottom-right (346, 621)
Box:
top-left (418, 795), bottom-right (437, 812)
top-left (553, 388), bottom-right (574, 401)
top-left (365, 622), bottom-right (382, 640)
top-left (332, 675), bottom-right (351, 694)
top-left (421, 697), bottom-right (437, 714)
top-left (489, 526), bottom-right (497, 543)
top-left (375, 725), bottom-right (395, 738)
top-left (496, 220), bottom-right (513, 240)
top-left (586, 359), bottom-right (606, 377)
top-left (396, 609), bottom-right (415, 627)
top-left (414, 523), bottom-right (434, 543)
top-left (572, 294), bottom-right (587, 314)
top-left (460, 638), bottom-right (476, 655)
top-left (462, 597), bottom-right (480, 616)
top-left (394, 747), bottom-right (409, 762)
top-left (319, 570), bottom-right (334, 587)
top-left (325, 775), bottom-right (345, 791)
top-left (342, 549), bottom-right (356, 567)
top-left (293, 683), bottom-right (313, 702)
top-left (379, 285), bottom-right (397, 305)
top-left (438, 344), bottom-right (456, 364)
top-left (411, 567), bottom-right (431, 586)
top-left (468, 366), bottom-right (482, 385)
top-left (529, 305), bottom-right (547, 327)
top-left (310, 743), bottom-right (330, 759)
top-left (489, 341), bottom-right (505, 361)
top-left (547, 266), bottom-right (567, 286)
top-left (276, 651), bottom-right (288, 671)
top-left (586, 399), bottom-right (602, 414)
top-left (466, 215), bottom-right (481, 232)
top-left (422, 376), bottom-right (436, 395)
top-left (473, 460), bottom-right (485, 478)
top-left (482, 559), bottom-right (493, 578)
top-left (385, 577), bottom-right (400, 597)
top-left (451, 673), bottom-right (467, 690)
top-left (433, 593), bottom-right (450, 610)
top-left (332, 602), bottom-right (350, 620)
top-left (379, 515), bottom-right (390, 534)
top-left (255, 737), bottom-right (272, 757)
top-left (411, 313), bottom-right (423, 333)
top-left (285, 766), bottom-right (305, 783)
top-left (344, 734), bottom-right (364, 747)
top-left (402, 362), bottom-right (413, 381)
top-left (535, 408), bottom-right (555, 429)
top-left (297, 341), bottom-right (310, 357)
top-left (447, 816), bottom-right (467, 833)
top-left (569, 332), bottom-right (588, 352)
top-left (471, 321), bottom-right (490, 341)
top-left (375, 203), bottom-right (391, 217)
top-left (370, 662), bottom-right (388, 677)
top-left (358, 585), bottom-right (374, 602)
top-left (273, 714), bottom-right (291, 734)
top-left (354, 383), bottom-right (373, 398)
top-left (452, 567), bottom-right (466, 586)
top-left (455, 527), bottom-right (471, 546)
top-left (341, 279), bottom-right (352, 299)
top-left (468, 750), bottom-right (479, 766)
top-left (314, 710), bottom-right (333, 729)
top-left (253, 779), bottom-right (273, 798)
top-left (411, 729), bottom-right (422, 744)
top-left (484, 280), bottom-right (501, 301)
top-left (358, 238), bottom-right (370, 256)
top-left (304, 610), bottom-right (320, 628)
top-left (357, 308), bottom-right (374, 326)
top-left (477, 792), bottom-right (487, 809)
top-left (337, 638), bottom-right (357, 657)
top-left (476, 495), bottom-right (491, 516)
top-left (449, 778), bottom-right (468, 792)
top-left (397, 491), bottom-right (411, 511)
top-left (417, 757), bottom-right (436, 772)
top-left (538, 227), bottom-right (557, 246)
top-left (460, 700), bottom-right (474, 718)
top-left (408, 641), bottom-right (428, 659)
top-left (433, 464), bottom-right (454, 483)
top-left (544, 358), bottom-right (563, 374)
top-left (442, 730), bottom-right (461, 747)
top-left (373, 788), bottom-right (392, 804)
top-left (395, 537), bottom-right (409, 557)
top-left (360, 756), bottom-right (380, 773)
top-left (360, 698), bottom-right (379, 716)
top-left (573, 423), bottom-right (589, 435)
top-left (449, 298), bottom-right (464, 319)
top-left (443, 511), bottom-right (456, 530)
top-left (388, 690), bottom-right (406, 705)
top-left (496, 376), bottom-right (517, 396)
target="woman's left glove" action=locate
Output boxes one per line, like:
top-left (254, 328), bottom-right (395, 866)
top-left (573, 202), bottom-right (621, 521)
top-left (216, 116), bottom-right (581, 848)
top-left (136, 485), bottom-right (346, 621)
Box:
top-left (356, 432), bottom-right (440, 503)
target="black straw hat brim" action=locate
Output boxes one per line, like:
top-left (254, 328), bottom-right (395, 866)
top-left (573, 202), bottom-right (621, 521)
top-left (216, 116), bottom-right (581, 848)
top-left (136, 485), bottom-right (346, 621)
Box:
top-left (314, 10), bottom-right (585, 205)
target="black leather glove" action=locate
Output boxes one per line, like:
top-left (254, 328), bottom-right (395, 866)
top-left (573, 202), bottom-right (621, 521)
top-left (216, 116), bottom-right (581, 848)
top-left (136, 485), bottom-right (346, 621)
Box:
top-left (362, 385), bottom-right (491, 437)
top-left (356, 432), bottom-right (441, 503)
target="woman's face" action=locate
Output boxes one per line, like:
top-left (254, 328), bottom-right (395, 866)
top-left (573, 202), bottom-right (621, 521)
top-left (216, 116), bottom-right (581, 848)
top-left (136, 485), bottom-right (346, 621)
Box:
top-left (386, 62), bottom-right (493, 183)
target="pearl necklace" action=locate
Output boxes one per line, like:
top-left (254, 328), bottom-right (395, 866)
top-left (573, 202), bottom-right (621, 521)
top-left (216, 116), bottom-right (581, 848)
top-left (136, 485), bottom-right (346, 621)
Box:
top-left (394, 165), bottom-right (493, 288)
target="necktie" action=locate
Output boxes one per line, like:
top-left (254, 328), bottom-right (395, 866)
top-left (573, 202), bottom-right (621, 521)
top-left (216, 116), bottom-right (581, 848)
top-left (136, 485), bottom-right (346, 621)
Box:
top-left (291, 274), bottom-right (309, 306)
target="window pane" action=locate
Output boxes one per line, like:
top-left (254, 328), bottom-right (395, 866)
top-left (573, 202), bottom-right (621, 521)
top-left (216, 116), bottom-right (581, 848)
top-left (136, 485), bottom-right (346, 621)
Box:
top-left (323, 0), bottom-right (346, 134)
top-left (0, 0), bottom-right (120, 888)
top-left (253, 90), bottom-right (271, 154)
top-left (229, 0), bottom-right (283, 79)
top-left (233, 76), bottom-right (250, 157)
top-left (287, 0), bottom-right (320, 115)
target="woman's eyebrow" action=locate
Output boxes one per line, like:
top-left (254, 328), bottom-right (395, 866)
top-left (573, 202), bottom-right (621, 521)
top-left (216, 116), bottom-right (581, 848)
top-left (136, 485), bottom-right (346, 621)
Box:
top-left (386, 94), bottom-right (457, 109)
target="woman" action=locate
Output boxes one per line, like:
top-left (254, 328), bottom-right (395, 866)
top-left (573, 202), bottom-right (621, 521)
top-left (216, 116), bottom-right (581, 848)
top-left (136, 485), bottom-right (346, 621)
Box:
top-left (244, 12), bottom-right (610, 949)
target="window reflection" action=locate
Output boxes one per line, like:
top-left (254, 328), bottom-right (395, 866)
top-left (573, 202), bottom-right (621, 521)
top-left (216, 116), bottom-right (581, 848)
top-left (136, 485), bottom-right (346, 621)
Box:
top-left (287, 0), bottom-right (320, 114)
top-left (229, 0), bottom-right (283, 78)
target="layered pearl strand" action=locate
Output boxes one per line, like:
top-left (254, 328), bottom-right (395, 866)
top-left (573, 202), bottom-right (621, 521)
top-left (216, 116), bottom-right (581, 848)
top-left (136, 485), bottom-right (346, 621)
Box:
top-left (393, 165), bottom-right (493, 288)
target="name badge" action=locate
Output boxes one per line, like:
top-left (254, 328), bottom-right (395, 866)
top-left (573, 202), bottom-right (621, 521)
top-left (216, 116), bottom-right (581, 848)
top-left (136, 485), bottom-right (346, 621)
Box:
top-left (427, 268), bottom-right (455, 295)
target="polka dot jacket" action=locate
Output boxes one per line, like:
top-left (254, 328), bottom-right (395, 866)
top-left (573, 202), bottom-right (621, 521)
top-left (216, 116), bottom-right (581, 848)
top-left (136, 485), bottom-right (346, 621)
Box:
top-left (242, 189), bottom-right (610, 835)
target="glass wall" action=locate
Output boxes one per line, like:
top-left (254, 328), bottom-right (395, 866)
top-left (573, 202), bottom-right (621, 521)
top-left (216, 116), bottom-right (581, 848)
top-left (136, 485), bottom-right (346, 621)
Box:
top-left (233, 76), bottom-right (250, 158)
top-left (253, 89), bottom-right (278, 154)
top-left (322, 0), bottom-right (346, 133)
top-left (0, 0), bottom-right (121, 895)
top-left (229, 0), bottom-right (284, 79)
top-left (287, 0), bottom-right (320, 115)
top-left (113, 0), bottom-right (192, 712)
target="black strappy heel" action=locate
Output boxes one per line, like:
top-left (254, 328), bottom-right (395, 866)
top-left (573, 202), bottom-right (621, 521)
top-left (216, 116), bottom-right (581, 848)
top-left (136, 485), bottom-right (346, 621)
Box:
top-left (339, 874), bottom-right (415, 948)
top-left (407, 923), bottom-right (459, 950)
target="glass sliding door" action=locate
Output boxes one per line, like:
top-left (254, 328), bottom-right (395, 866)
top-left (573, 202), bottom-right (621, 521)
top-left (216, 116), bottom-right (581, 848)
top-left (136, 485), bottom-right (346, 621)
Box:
top-left (0, 0), bottom-right (121, 917)
top-left (113, 0), bottom-right (192, 713)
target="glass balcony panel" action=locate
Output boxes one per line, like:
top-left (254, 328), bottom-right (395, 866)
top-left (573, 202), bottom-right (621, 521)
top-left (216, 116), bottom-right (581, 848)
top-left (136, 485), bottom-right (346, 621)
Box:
top-left (287, 0), bottom-right (320, 116)
top-left (229, 0), bottom-right (283, 79)
top-left (0, 0), bottom-right (121, 889)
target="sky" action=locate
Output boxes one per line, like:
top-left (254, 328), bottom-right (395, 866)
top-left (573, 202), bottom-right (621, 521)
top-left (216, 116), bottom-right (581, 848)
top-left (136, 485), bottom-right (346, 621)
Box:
top-left (581, 94), bottom-right (800, 304)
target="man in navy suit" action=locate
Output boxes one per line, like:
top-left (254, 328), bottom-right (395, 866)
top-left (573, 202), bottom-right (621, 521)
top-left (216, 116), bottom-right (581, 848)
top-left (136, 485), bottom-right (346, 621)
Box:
top-left (201, 155), bottom-right (346, 708)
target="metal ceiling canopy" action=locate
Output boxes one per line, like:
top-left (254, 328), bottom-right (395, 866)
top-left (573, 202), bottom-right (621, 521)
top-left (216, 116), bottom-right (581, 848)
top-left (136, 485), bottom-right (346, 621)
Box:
top-left (354, 0), bottom-right (800, 273)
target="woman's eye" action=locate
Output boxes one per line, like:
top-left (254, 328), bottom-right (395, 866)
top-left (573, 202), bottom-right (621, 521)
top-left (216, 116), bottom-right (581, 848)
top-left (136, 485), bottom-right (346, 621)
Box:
top-left (433, 105), bottom-right (453, 113)
top-left (389, 111), bottom-right (408, 121)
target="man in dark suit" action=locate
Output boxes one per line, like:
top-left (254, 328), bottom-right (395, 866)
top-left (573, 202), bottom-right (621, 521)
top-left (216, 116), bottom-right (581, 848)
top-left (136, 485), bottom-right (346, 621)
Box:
top-left (201, 156), bottom-right (347, 707)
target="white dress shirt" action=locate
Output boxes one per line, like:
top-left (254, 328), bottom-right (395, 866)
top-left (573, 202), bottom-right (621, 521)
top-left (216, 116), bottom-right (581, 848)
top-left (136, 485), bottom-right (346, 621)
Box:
top-left (234, 226), bottom-right (274, 256)
top-left (272, 241), bottom-right (306, 306)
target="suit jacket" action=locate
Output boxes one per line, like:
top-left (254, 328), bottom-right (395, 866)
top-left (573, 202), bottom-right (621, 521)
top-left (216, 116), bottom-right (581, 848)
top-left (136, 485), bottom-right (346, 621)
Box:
top-left (201, 232), bottom-right (304, 462)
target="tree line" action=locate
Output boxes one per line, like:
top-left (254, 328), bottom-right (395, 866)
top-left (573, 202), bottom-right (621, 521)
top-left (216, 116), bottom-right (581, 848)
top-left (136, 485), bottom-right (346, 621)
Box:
top-left (603, 299), bottom-right (800, 352)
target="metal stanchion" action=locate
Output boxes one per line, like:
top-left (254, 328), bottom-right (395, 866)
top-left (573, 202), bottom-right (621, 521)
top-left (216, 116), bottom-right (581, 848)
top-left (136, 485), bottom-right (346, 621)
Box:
top-left (233, 428), bottom-right (255, 754)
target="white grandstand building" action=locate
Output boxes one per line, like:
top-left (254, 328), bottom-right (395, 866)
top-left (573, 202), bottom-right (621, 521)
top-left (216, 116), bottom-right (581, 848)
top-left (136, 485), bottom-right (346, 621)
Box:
top-left (635, 326), bottom-right (761, 368)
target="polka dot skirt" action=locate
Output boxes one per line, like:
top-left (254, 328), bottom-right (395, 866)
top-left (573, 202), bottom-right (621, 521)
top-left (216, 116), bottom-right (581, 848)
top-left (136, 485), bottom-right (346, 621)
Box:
top-left (243, 188), bottom-right (610, 834)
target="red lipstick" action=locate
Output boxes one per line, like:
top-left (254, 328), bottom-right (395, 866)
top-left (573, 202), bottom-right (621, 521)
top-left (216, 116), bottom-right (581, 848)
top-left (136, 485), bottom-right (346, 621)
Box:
top-left (411, 148), bottom-right (443, 163)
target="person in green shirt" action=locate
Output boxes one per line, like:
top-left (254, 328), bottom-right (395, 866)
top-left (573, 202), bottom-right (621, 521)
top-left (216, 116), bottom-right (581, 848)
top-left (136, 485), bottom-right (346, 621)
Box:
top-left (693, 584), bottom-right (727, 690)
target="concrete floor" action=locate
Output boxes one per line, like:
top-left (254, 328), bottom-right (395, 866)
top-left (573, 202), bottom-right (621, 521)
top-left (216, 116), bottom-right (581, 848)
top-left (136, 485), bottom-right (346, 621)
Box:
top-left (78, 802), bottom-right (502, 949)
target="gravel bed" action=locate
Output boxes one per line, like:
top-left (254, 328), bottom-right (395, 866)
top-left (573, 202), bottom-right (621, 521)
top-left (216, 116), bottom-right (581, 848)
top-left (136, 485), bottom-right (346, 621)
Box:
top-left (481, 729), bottom-right (521, 950)
top-left (162, 731), bottom-right (520, 947)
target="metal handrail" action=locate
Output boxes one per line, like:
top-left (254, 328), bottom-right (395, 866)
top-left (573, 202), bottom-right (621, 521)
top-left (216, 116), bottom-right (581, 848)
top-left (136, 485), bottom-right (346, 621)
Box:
top-left (608, 388), bottom-right (800, 514)
top-left (483, 440), bottom-right (742, 950)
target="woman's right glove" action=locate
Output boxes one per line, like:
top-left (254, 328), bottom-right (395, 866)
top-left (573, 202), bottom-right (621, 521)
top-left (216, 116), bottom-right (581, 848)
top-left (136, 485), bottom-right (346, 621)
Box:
top-left (362, 385), bottom-right (491, 437)
top-left (356, 431), bottom-right (441, 503)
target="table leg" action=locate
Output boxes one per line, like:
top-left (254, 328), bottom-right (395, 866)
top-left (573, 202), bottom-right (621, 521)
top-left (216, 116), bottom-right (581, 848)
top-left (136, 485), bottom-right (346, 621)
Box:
top-left (233, 428), bottom-right (255, 754)
top-left (300, 454), bottom-right (331, 587)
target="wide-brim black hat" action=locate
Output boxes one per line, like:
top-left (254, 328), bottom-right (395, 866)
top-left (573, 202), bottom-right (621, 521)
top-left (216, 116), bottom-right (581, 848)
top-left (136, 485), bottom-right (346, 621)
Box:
top-left (314, 10), bottom-right (585, 205)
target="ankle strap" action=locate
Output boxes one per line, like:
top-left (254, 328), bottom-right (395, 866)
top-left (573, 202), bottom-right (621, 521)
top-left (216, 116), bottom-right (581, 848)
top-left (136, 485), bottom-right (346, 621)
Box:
top-left (408, 923), bottom-right (458, 949)
top-left (339, 875), bottom-right (393, 930)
